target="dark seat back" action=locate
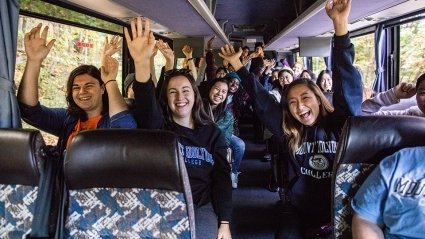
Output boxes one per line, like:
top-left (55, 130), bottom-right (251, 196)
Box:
top-left (0, 128), bottom-right (46, 238)
top-left (332, 116), bottom-right (425, 239)
top-left (60, 129), bottom-right (195, 238)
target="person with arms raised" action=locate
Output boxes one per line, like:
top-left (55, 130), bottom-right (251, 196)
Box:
top-left (219, 0), bottom-right (362, 237)
top-left (124, 17), bottom-right (232, 239)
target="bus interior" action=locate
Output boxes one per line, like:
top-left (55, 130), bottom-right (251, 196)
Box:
top-left (1, 0), bottom-right (425, 238)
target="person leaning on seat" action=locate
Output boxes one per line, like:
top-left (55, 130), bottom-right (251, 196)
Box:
top-left (351, 146), bottom-right (425, 239)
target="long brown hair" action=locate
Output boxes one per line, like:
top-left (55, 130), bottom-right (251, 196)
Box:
top-left (159, 69), bottom-right (212, 127)
top-left (281, 78), bottom-right (334, 155)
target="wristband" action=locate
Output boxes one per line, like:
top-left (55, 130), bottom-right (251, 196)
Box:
top-left (220, 222), bottom-right (230, 224)
top-left (104, 79), bottom-right (116, 86)
top-left (187, 58), bottom-right (194, 61)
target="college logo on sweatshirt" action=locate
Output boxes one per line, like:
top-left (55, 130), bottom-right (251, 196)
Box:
top-left (178, 142), bottom-right (214, 166)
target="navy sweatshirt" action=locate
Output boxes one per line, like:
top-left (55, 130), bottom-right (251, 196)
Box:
top-left (132, 79), bottom-right (232, 222)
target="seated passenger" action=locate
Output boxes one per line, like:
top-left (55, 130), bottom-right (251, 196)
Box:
top-left (351, 146), bottom-right (425, 239)
top-left (361, 73), bottom-right (425, 117)
top-left (18, 23), bottom-right (136, 153)
top-left (270, 68), bottom-right (294, 102)
top-left (300, 69), bottom-right (316, 82)
top-left (124, 17), bottom-right (232, 239)
top-left (219, 0), bottom-right (362, 237)
top-left (316, 69), bottom-right (334, 104)
top-left (203, 78), bottom-right (245, 189)
top-left (292, 62), bottom-right (304, 79)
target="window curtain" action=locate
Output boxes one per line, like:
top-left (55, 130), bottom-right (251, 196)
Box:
top-left (0, 0), bottom-right (21, 128)
top-left (372, 24), bottom-right (387, 93)
top-left (324, 56), bottom-right (332, 70)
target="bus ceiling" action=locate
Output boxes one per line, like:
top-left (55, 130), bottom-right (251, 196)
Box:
top-left (49, 0), bottom-right (425, 51)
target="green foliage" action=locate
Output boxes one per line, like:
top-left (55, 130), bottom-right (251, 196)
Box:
top-left (352, 19), bottom-right (425, 88)
top-left (400, 20), bottom-right (425, 84)
top-left (20, 0), bottom-right (122, 33)
top-left (15, 16), bottom-right (124, 109)
top-left (352, 33), bottom-right (375, 88)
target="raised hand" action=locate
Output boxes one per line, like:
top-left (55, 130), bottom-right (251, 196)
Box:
top-left (394, 82), bottom-right (416, 99)
top-left (157, 39), bottom-right (174, 60)
top-left (157, 39), bottom-right (175, 71)
top-left (24, 23), bottom-right (56, 62)
top-left (325, 0), bottom-right (351, 35)
top-left (219, 44), bottom-right (243, 71)
top-left (182, 45), bottom-right (193, 58)
top-left (100, 55), bottom-right (119, 83)
top-left (103, 35), bottom-right (122, 57)
top-left (124, 17), bottom-right (156, 64)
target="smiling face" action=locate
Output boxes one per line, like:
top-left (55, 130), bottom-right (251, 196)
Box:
top-left (242, 48), bottom-right (250, 57)
top-left (416, 80), bottom-right (425, 114)
top-left (320, 73), bottom-right (333, 92)
top-left (301, 71), bottom-right (311, 79)
top-left (287, 84), bottom-right (321, 126)
top-left (278, 71), bottom-right (294, 86)
top-left (229, 78), bottom-right (240, 94)
top-left (209, 81), bottom-right (228, 106)
top-left (71, 74), bottom-right (104, 117)
top-left (293, 63), bottom-right (303, 77)
top-left (167, 75), bottom-right (195, 122)
top-left (216, 69), bottom-right (227, 78)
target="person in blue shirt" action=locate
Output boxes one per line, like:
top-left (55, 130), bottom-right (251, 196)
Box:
top-left (351, 146), bottom-right (425, 239)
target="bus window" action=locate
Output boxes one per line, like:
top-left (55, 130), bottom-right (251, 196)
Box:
top-left (399, 19), bottom-right (425, 84)
top-left (311, 57), bottom-right (327, 78)
top-left (15, 17), bottom-right (123, 144)
top-left (352, 33), bottom-right (376, 88)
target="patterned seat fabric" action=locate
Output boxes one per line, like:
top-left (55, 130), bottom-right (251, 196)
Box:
top-left (0, 129), bottom-right (46, 238)
top-left (332, 116), bottom-right (425, 239)
top-left (65, 188), bottom-right (190, 238)
top-left (60, 129), bottom-right (195, 239)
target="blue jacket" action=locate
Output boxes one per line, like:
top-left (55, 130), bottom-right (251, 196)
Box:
top-left (19, 102), bottom-right (136, 154)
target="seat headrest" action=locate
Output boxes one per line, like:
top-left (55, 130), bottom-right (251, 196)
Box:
top-left (0, 128), bottom-right (45, 186)
top-left (64, 129), bottom-right (183, 191)
top-left (336, 116), bottom-right (425, 165)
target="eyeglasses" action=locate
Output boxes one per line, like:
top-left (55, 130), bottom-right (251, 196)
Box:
top-left (164, 68), bottom-right (192, 78)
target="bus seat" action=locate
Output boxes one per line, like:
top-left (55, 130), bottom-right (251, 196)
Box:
top-left (58, 129), bottom-right (195, 239)
top-left (332, 115), bottom-right (425, 239)
top-left (0, 128), bottom-right (46, 238)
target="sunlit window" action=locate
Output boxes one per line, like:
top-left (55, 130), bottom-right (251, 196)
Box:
top-left (399, 19), bottom-right (425, 84)
top-left (311, 57), bottom-right (327, 78)
top-left (351, 33), bottom-right (376, 88)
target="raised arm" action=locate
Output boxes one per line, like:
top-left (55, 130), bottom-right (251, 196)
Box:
top-left (219, 45), bottom-right (283, 138)
top-left (182, 44), bottom-right (198, 78)
top-left (17, 23), bottom-right (55, 106)
top-left (157, 39), bottom-right (175, 71)
top-left (150, 44), bottom-right (159, 85)
top-left (326, 0), bottom-right (363, 119)
top-left (124, 17), bottom-right (156, 83)
top-left (125, 17), bottom-right (164, 129)
top-left (100, 57), bottom-right (128, 117)
top-left (362, 83), bottom-right (416, 115)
